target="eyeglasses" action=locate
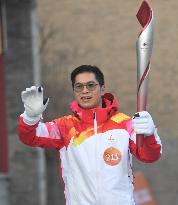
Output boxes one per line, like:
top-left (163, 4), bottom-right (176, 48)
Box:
top-left (73, 81), bottom-right (99, 93)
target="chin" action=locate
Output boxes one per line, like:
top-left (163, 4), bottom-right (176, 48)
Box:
top-left (79, 103), bottom-right (95, 109)
top-left (81, 105), bottom-right (93, 109)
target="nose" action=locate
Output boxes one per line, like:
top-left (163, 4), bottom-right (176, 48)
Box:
top-left (82, 85), bottom-right (89, 93)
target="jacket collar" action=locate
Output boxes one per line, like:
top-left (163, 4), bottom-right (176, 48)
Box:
top-left (70, 93), bottom-right (118, 124)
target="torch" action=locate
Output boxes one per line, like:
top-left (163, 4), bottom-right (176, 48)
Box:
top-left (136, 0), bottom-right (154, 148)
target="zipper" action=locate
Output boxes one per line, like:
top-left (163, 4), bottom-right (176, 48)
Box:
top-left (93, 112), bottom-right (97, 135)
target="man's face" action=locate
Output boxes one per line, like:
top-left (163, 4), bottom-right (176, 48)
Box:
top-left (73, 72), bottom-right (105, 109)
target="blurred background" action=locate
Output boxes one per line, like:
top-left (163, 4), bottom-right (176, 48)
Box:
top-left (0, 0), bottom-right (178, 205)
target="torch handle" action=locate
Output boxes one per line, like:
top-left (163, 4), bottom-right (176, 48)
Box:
top-left (136, 134), bottom-right (144, 148)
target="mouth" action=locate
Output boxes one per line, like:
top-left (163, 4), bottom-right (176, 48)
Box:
top-left (81, 96), bottom-right (92, 102)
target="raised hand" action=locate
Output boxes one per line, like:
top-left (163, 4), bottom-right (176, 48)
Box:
top-left (21, 86), bottom-right (49, 125)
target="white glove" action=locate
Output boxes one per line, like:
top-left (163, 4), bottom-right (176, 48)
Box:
top-left (132, 111), bottom-right (156, 136)
top-left (21, 86), bottom-right (49, 125)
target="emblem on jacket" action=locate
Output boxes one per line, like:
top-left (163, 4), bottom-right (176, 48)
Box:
top-left (107, 135), bottom-right (117, 144)
top-left (103, 147), bottom-right (122, 166)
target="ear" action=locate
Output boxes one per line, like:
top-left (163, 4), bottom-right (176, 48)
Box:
top-left (101, 85), bottom-right (105, 95)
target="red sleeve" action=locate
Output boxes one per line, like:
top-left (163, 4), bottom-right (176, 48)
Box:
top-left (124, 119), bottom-right (162, 163)
top-left (129, 135), bottom-right (161, 163)
top-left (18, 116), bottom-right (65, 149)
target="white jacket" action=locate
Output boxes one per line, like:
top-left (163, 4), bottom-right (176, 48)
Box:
top-left (18, 93), bottom-right (162, 205)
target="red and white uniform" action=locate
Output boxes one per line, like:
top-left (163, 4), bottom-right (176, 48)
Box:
top-left (18, 93), bottom-right (162, 205)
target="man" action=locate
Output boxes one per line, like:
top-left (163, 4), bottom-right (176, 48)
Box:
top-left (18, 65), bottom-right (162, 205)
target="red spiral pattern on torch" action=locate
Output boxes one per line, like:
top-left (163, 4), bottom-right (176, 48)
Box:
top-left (138, 63), bottom-right (150, 92)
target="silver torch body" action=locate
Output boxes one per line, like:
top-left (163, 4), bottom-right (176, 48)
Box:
top-left (136, 0), bottom-right (154, 147)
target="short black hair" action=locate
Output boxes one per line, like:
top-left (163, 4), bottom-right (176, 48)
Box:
top-left (71, 65), bottom-right (105, 87)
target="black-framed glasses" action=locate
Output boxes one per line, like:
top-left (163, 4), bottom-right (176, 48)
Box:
top-left (73, 81), bottom-right (99, 93)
